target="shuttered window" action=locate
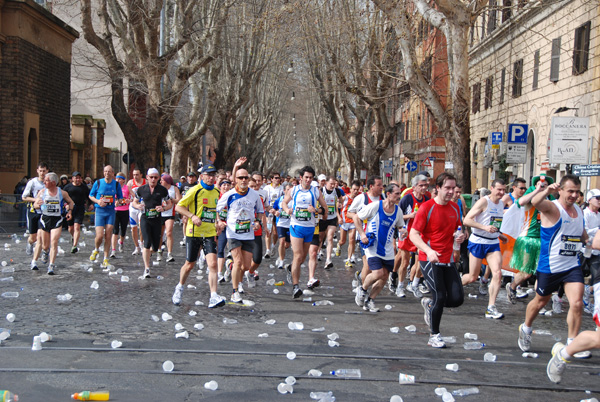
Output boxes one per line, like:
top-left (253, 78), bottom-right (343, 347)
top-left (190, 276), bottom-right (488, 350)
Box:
top-left (550, 37), bottom-right (560, 82)
top-left (532, 50), bottom-right (539, 90)
top-left (573, 21), bottom-right (591, 75)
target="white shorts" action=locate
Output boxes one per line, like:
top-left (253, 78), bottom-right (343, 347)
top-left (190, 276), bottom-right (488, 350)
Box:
top-left (341, 222), bottom-right (355, 231)
top-left (129, 207), bottom-right (142, 227)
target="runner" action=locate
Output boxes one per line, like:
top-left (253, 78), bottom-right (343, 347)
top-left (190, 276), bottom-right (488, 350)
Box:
top-left (158, 173), bottom-right (181, 263)
top-left (32, 172), bottom-right (74, 274)
top-left (63, 171), bottom-right (89, 254)
top-left (281, 166), bottom-right (328, 299)
top-left (246, 177), bottom-right (265, 287)
top-left (335, 180), bottom-right (361, 267)
top-left (272, 183), bottom-right (293, 269)
top-left (354, 184), bottom-right (405, 312)
top-left (172, 164), bottom-right (225, 307)
top-left (131, 168), bottom-right (172, 279)
top-left (22, 163), bottom-right (49, 262)
top-left (264, 173), bottom-right (284, 257)
top-left (462, 179), bottom-right (507, 319)
top-left (501, 177), bottom-right (527, 209)
top-left (110, 172), bottom-right (130, 258)
top-left (392, 174), bottom-right (430, 298)
top-left (410, 173), bottom-right (465, 348)
top-left (216, 166), bottom-right (264, 303)
top-left (216, 179), bottom-right (233, 283)
top-left (319, 176), bottom-right (345, 269)
top-left (126, 169), bottom-right (146, 255)
top-left (89, 165), bottom-right (123, 268)
top-left (178, 172), bottom-right (198, 246)
top-left (517, 175), bottom-right (588, 358)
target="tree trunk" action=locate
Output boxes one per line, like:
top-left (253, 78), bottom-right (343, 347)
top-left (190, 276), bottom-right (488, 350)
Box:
top-left (169, 139), bottom-right (191, 180)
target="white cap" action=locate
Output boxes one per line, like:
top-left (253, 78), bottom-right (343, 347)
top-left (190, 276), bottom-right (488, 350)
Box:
top-left (318, 174), bottom-right (327, 181)
top-left (587, 189), bottom-right (600, 202)
top-left (147, 168), bottom-right (159, 176)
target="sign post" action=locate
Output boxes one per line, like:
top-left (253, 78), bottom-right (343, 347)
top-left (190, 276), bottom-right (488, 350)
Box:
top-left (506, 124), bottom-right (528, 164)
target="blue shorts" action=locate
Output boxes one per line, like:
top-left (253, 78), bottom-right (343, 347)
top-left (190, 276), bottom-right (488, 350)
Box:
top-left (95, 208), bottom-right (116, 227)
top-left (367, 257), bottom-right (394, 272)
top-left (467, 241), bottom-right (500, 259)
top-left (277, 226), bottom-right (291, 243)
top-left (536, 267), bottom-right (584, 296)
top-left (290, 225), bottom-right (314, 243)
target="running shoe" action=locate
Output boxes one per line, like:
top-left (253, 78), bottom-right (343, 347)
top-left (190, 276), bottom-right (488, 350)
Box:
top-left (479, 279), bottom-right (488, 296)
top-left (245, 271), bottom-right (256, 288)
top-left (110, 249), bottom-right (116, 259)
top-left (166, 253), bottom-right (175, 263)
top-left (238, 283), bottom-right (245, 294)
top-left (354, 271), bottom-right (362, 286)
top-left (132, 247), bottom-right (140, 256)
top-left (224, 259), bottom-right (232, 282)
top-left (388, 273), bottom-right (398, 293)
top-left (26, 242), bottom-right (33, 255)
top-left (277, 260), bottom-right (284, 269)
top-left (286, 264), bottom-right (293, 285)
top-left (101, 258), bottom-right (110, 268)
top-left (118, 241), bottom-right (123, 253)
top-left (363, 298), bottom-right (380, 312)
top-left (547, 342), bottom-right (568, 383)
top-left (142, 268), bottom-right (151, 279)
top-left (264, 249), bottom-right (271, 259)
top-left (172, 284), bottom-right (184, 305)
top-left (231, 290), bottom-right (242, 304)
top-left (410, 284), bottom-right (423, 298)
top-left (418, 282), bottom-right (430, 294)
top-left (293, 286), bottom-right (303, 299)
top-left (218, 273), bottom-right (225, 284)
top-left (334, 245), bottom-right (341, 257)
top-left (47, 263), bottom-right (55, 276)
top-left (324, 260), bottom-right (333, 269)
top-left (516, 286), bottom-right (529, 298)
top-left (30, 260), bottom-right (38, 271)
top-left (307, 278), bottom-right (320, 289)
top-left (552, 294), bottom-right (563, 314)
top-left (344, 260), bottom-right (353, 268)
top-left (428, 333), bottom-right (446, 348)
top-left (506, 283), bottom-right (517, 304)
top-left (421, 297), bottom-right (432, 327)
top-left (41, 251), bottom-right (48, 264)
top-left (485, 305), bottom-right (504, 319)
top-left (518, 323), bottom-right (531, 352)
top-left (71, 246), bottom-right (78, 254)
top-left (350, 255), bottom-right (357, 264)
top-left (317, 251), bottom-right (322, 261)
top-left (573, 350), bottom-right (592, 359)
top-left (156, 250), bottom-right (162, 261)
top-left (208, 294), bottom-right (226, 308)
top-left (396, 285), bottom-right (406, 298)
top-left (355, 286), bottom-right (368, 307)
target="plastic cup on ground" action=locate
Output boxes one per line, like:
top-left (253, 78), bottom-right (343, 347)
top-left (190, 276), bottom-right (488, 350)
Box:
top-left (204, 380), bottom-right (218, 391)
top-left (6, 313), bottom-right (15, 322)
top-left (32, 335), bottom-right (42, 351)
top-left (39, 332), bottom-right (52, 342)
top-left (111, 340), bottom-right (123, 348)
top-left (446, 363), bottom-right (459, 372)
top-left (286, 351), bottom-right (296, 360)
top-left (484, 352), bottom-right (497, 362)
top-left (285, 376), bottom-right (296, 385)
top-left (162, 360), bottom-right (174, 372)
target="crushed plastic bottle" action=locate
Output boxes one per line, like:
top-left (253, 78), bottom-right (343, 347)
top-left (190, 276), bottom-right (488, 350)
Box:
top-left (312, 327), bottom-right (325, 332)
top-left (522, 352), bottom-right (538, 358)
top-left (463, 341), bottom-right (485, 350)
top-left (0, 277), bottom-right (14, 282)
top-left (452, 387), bottom-right (480, 396)
top-left (399, 373), bottom-right (415, 384)
top-left (468, 293), bottom-right (478, 298)
top-left (328, 340), bottom-right (340, 347)
top-left (175, 331), bottom-right (189, 339)
top-left (111, 340), bottom-right (122, 349)
top-left (484, 352), bottom-right (497, 362)
top-left (533, 329), bottom-right (553, 336)
top-left (327, 333), bottom-right (339, 341)
top-left (313, 300), bottom-right (334, 306)
top-left (442, 391), bottom-right (455, 402)
top-left (464, 332), bottom-right (478, 340)
top-left (266, 278), bottom-right (275, 286)
top-left (287, 321), bottom-right (304, 330)
top-left (331, 368), bottom-right (361, 378)
top-left (188, 310), bottom-right (197, 316)
top-left (57, 293), bottom-right (73, 302)
top-left (1, 267), bottom-right (14, 273)
top-left (435, 387), bottom-right (447, 396)
top-left (390, 327), bottom-right (400, 333)
top-left (265, 319), bottom-right (276, 325)
top-left (90, 281), bottom-right (99, 289)
top-left (222, 318), bottom-right (237, 325)
top-left (308, 369), bottom-right (323, 377)
top-left (310, 391), bottom-right (334, 401)
top-left (405, 325), bottom-right (416, 333)
top-left (193, 323), bottom-right (205, 330)
top-left (1, 292), bottom-right (19, 298)
top-left (161, 313), bottom-right (173, 321)
top-left (258, 333), bottom-right (269, 338)
top-left (441, 336), bottom-right (456, 343)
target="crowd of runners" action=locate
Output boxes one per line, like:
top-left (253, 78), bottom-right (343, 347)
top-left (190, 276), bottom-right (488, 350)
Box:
top-left (19, 159), bottom-right (600, 384)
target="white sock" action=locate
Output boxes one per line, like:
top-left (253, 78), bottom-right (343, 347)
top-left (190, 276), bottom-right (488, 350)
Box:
top-left (560, 348), bottom-right (572, 361)
top-left (211, 292), bottom-right (218, 298)
top-left (522, 323), bottom-right (532, 334)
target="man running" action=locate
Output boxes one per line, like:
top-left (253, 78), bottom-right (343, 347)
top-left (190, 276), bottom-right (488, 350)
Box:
top-left (354, 184), bottom-right (405, 312)
top-left (172, 164), bottom-right (225, 307)
top-left (462, 179), bottom-right (507, 319)
top-left (335, 180), bottom-right (361, 267)
top-left (273, 184), bottom-right (293, 269)
top-left (132, 168), bottom-right (172, 278)
top-left (22, 163), bottom-right (48, 262)
top-left (282, 166), bottom-right (328, 298)
top-left (178, 171), bottom-right (198, 246)
top-left (127, 169), bottom-right (146, 255)
top-left (518, 175), bottom-right (587, 357)
top-left (410, 173), bottom-right (465, 348)
top-left (63, 171), bottom-right (90, 254)
top-left (217, 167), bottom-right (264, 303)
top-left (501, 177), bottom-right (527, 209)
top-left (319, 176), bottom-right (344, 269)
top-left (89, 165), bottom-right (123, 268)
top-left (264, 173), bottom-right (284, 257)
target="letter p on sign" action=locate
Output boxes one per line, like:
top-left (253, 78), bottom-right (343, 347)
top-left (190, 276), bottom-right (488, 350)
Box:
top-left (508, 124), bottom-right (528, 143)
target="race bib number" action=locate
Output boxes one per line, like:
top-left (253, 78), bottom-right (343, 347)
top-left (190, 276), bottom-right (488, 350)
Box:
top-left (201, 208), bottom-right (216, 223)
top-left (145, 208), bottom-right (159, 218)
top-left (327, 206), bottom-right (336, 215)
top-left (218, 209), bottom-right (228, 220)
top-left (295, 208), bottom-right (311, 221)
top-left (45, 201), bottom-right (60, 214)
top-left (280, 210), bottom-right (290, 219)
top-left (490, 216), bottom-right (503, 229)
top-left (235, 219), bottom-right (251, 234)
top-left (559, 235), bottom-right (582, 256)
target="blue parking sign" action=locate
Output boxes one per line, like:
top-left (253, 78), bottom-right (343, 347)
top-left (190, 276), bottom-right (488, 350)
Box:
top-left (507, 124), bottom-right (528, 144)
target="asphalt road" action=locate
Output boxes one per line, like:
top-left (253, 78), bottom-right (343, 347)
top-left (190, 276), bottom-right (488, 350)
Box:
top-left (0, 222), bottom-right (599, 402)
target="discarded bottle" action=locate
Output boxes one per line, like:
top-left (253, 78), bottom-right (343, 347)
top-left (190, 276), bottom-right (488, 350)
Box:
top-left (584, 240), bottom-right (593, 258)
top-left (442, 392), bottom-right (455, 402)
top-left (330, 368), bottom-right (361, 378)
top-left (0, 390), bottom-right (19, 402)
top-left (308, 369), bottom-right (323, 377)
top-left (405, 325), bottom-right (416, 333)
top-left (71, 391), bottom-right (110, 401)
top-left (463, 341), bottom-right (485, 350)
top-left (0, 277), bottom-right (14, 282)
top-left (399, 373), bottom-right (415, 384)
top-left (313, 300), bottom-right (334, 306)
top-left (274, 281), bottom-right (285, 286)
top-left (310, 391), bottom-right (334, 401)
top-left (452, 387), bottom-right (480, 397)
top-left (453, 227), bottom-right (462, 251)
top-left (1, 292), bottom-right (19, 298)
top-left (522, 352), bottom-right (538, 358)
top-left (441, 336), bottom-right (456, 343)
top-left (464, 332), bottom-right (478, 340)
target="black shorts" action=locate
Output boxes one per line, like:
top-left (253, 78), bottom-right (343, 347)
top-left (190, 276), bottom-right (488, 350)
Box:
top-left (311, 231), bottom-right (321, 246)
top-left (40, 215), bottom-right (63, 232)
top-left (113, 210), bottom-right (129, 236)
top-left (536, 267), bottom-right (584, 296)
top-left (140, 217), bottom-right (163, 251)
top-left (27, 210), bottom-right (41, 233)
top-left (186, 236), bottom-right (217, 262)
top-left (319, 217), bottom-right (338, 232)
top-left (161, 215), bottom-right (175, 224)
top-left (228, 238), bottom-right (254, 253)
top-left (68, 204), bottom-right (86, 225)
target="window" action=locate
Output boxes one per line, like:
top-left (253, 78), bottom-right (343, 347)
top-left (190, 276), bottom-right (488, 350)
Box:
top-left (502, 0), bottom-right (512, 22)
top-left (500, 68), bottom-right (505, 104)
top-left (485, 76), bottom-right (493, 109)
top-left (481, 12), bottom-right (486, 39)
top-left (487, 0), bottom-right (497, 34)
top-left (532, 50), bottom-right (539, 89)
top-left (550, 37), bottom-right (560, 82)
top-left (472, 83), bottom-right (481, 114)
top-left (512, 59), bottom-right (523, 98)
top-left (573, 21), bottom-right (591, 75)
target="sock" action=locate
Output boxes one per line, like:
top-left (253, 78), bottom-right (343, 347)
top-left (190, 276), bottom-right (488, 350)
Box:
top-left (522, 324), bottom-right (532, 334)
top-left (488, 305), bottom-right (494, 310)
top-left (177, 283), bottom-right (184, 289)
top-left (361, 286), bottom-right (367, 292)
top-left (567, 338), bottom-right (574, 345)
top-left (211, 292), bottom-right (218, 297)
top-left (481, 277), bottom-right (488, 284)
top-left (560, 348), bottom-right (572, 361)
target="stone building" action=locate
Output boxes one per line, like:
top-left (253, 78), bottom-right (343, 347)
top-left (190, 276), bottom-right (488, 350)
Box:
top-left (0, 0), bottom-right (77, 192)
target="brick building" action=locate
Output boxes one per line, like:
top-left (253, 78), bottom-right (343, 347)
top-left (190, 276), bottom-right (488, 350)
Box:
top-left (0, 0), bottom-right (77, 192)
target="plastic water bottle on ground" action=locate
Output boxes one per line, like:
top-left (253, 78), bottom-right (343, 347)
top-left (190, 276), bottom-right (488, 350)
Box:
top-left (310, 391), bottom-right (334, 401)
top-left (452, 387), bottom-right (480, 396)
top-left (1, 292), bottom-right (19, 298)
top-left (463, 341), bottom-right (485, 350)
top-left (522, 352), bottom-right (538, 358)
top-left (330, 368), bottom-right (361, 378)
top-left (0, 390), bottom-right (19, 402)
top-left (464, 332), bottom-right (478, 340)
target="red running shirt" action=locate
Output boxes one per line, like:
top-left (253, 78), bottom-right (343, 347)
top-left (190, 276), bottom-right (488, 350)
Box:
top-left (411, 199), bottom-right (461, 264)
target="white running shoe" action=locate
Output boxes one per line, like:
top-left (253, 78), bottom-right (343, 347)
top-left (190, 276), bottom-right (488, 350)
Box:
top-left (172, 284), bottom-right (184, 305)
top-left (208, 294), bottom-right (226, 308)
top-left (231, 291), bottom-right (242, 304)
top-left (132, 247), bottom-right (140, 256)
top-left (428, 333), bottom-right (446, 348)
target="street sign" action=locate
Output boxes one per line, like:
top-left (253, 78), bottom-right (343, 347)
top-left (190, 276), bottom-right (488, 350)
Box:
top-left (549, 117), bottom-right (590, 164)
top-left (406, 161), bottom-right (417, 172)
top-left (122, 152), bottom-right (135, 164)
top-left (507, 124), bottom-right (529, 143)
top-left (445, 161), bottom-right (454, 169)
top-left (506, 144), bottom-right (527, 164)
top-left (572, 164), bottom-right (600, 177)
top-left (491, 132), bottom-right (502, 149)
top-left (422, 157), bottom-right (432, 167)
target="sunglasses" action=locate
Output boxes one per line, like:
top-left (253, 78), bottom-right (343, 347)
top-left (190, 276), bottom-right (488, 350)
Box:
top-left (236, 176), bottom-right (249, 180)
top-left (148, 176), bottom-right (160, 179)
top-left (594, 196), bottom-right (600, 201)
top-left (518, 187), bottom-right (527, 190)
top-left (273, 177), bottom-right (281, 180)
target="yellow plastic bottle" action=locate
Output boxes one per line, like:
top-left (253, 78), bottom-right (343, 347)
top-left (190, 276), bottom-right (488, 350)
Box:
top-left (71, 391), bottom-right (110, 401)
top-left (0, 390), bottom-right (19, 402)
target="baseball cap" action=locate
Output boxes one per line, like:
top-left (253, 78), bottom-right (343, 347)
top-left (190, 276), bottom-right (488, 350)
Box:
top-left (318, 174), bottom-right (327, 181)
top-left (587, 189), bottom-right (600, 202)
top-left (147, 168), bottom-right (159, 176)
top-left (187, 171), bottom-right (197, 177)
top-left (72, 171), bottom-right (81, 177)
top-left (417, 170), bottom-right (431, 177)
top-left (60, 174), bottom-right (68, 180)
top-left (200, 164), bottom-right (217, 174)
